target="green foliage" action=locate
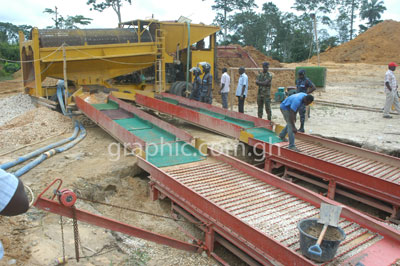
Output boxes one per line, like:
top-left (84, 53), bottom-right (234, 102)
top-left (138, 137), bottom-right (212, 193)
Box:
top-left (211, 0), bottom-right (257, 40)
top-left (293, 0), bottom-right (338, 15)
top-left (87, 0), bottom-right (132, 24)
top-left (4, 62), bottom-right (20, 73)
top-left (0, 22), bottom-right (32, 44)
top-left (43, 7), bottom-right (93, 29)
top-left (0, 42), bottom-right (19, 61)
top-left (360, 0), bottom-right (386, 27)
top-left (124, 248), bottom-right (150, 266)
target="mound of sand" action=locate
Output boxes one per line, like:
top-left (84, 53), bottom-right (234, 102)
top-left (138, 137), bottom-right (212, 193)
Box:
top-left (311, 20), bottom-right (400, 65)
top-left (215, 45), bottom-right (295, 104)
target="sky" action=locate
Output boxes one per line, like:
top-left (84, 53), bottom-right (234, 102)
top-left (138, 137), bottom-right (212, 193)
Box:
top-left (0, 0), bottom-right (399, 30)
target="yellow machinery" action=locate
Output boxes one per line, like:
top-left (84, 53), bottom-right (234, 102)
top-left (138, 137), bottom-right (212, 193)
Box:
top-left (19, 20), bottom-right (219, 101)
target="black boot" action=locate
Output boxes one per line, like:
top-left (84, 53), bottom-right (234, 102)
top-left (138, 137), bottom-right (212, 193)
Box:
top-left (298, 122), bottom-right (305, 133)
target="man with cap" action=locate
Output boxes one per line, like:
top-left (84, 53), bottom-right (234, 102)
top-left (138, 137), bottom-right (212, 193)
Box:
top-left (295, 69), bottom-right (316, 132)
top-left (200, 63), bottom-right (213, 104)
top-left (235, 67), bottom-right (248, 113)
top-left (256, 62), bottom-right (273, 120)
top-left (189, 67), bottom-right (202, 101)
top-left (279, 93), bottom-right (314, 152)
top-left (383, 62), bottom-right (400, 118)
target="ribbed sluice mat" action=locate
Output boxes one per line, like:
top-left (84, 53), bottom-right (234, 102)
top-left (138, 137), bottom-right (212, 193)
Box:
top-left (165, 162), bottom-right (382, 265)
top-left (293, 140), bottom-right (400, 184)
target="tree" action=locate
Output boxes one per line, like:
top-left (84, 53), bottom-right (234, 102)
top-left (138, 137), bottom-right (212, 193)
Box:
top-left (293, 0), bottom-right (338, 17)
top-left (228, 11), bottom-right (265, 51)
top-left (87, 0), bottom-right (132, 26)
top-left (44, 7), bottom-right (93, 29)
top-left (211, 0), bottom-right (257, 42)
top-left (336, 0), bottom-right (362, 40)
top-left (0, 22), bottom-right (32, 44)
top-left (360, 0), bottom-right (386, 28)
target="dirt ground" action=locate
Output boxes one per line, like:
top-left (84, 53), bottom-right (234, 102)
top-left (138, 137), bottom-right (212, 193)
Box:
top-left (1, 61), bottom-right (400, 265)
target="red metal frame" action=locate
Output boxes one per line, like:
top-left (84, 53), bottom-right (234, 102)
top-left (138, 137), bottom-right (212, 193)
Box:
top-left (159, 93), bottom-right (272, 129)
top-left (73, 94), bottom-right (400, 265)
top-left (248, 138), bottom-right (400, 212)
top-left (138, 148), bottom-right (400, 266)
top-left (76, 95), bottom-right (194, 149)
top-left (34, 179), bottom-right (202, 253)
top-left (134, 93), bottom-right (400, 216)
top-left (135, 93), bottom-right (272, 139)
top-left (75, 96), bottom-right (146, 149)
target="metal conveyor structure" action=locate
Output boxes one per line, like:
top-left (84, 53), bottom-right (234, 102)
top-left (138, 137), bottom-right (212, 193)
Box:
top-left (33, 93), bottom-right (400, 265)
top-left (135, 93), bottom-right (400, 218)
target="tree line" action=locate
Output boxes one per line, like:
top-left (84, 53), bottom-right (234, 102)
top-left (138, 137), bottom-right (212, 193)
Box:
top-left (212, 0), bottom-right (386, 62)
top-left (0, 0), bottom-right (387, 79)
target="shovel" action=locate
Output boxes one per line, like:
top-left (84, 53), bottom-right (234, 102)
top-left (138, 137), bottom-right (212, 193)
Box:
top-left (308, 203), bottom-right (342, 257)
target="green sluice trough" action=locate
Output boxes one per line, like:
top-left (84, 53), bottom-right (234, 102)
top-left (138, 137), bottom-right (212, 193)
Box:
top-left (146, 141), bottom-right (205, 168)
top-left (92, 100), bottom-right (119, 110)
top-left (245, 127), bottom-right (283, 144)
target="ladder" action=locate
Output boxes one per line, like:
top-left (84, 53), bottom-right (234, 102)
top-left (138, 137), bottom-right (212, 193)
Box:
top-left (155, 29), bottom-right (165, 93)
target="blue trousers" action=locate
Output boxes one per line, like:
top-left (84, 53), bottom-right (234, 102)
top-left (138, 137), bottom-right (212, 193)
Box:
top-left (221, 92), bottom-right (228, 109)
top-left (279, 108), bottom-right (296, 149)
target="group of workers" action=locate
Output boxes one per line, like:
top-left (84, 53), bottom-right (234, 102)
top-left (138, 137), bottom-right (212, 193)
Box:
top-left (187, 62), bottom-right (317, 151)
top-left (215, 63), bottom-right (316, 151)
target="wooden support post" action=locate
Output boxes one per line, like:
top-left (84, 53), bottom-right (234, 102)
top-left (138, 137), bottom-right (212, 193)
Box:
top-left (229, 68), bottom-right (234, 111)
top-left (62, 44), bottom-right (69, 106)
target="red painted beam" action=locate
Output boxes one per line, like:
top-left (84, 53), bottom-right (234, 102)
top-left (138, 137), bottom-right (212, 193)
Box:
top-left (34, 197), bottom-right (201, 253)
top-left (159, 93), bottom-right (272, 129)
top-left (135, 94), bottom-right (245, 138)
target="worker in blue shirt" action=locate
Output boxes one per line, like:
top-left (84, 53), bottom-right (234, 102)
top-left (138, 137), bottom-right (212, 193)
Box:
top-left (296, 69), bottom-right (316, 132)
top-left (279, 93), bottom-right (314, 152)
top-left (0, 169), bottom-right (29, 259)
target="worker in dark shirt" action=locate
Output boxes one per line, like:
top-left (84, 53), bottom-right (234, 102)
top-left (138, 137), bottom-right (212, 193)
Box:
top-left (200, 62), bottom-right (213, 104)
top-left (296, 69), bottom-right (316, 132)
top-left (189, 67), bottom-right (202, 101)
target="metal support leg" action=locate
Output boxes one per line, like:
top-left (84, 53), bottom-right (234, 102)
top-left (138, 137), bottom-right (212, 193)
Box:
top-left (205, 225), bottom-right (215, 254)
top-left (150, 181), bottom-right (159, 201)
top-left (264, 157), bottom-right (273, 172)
top-left (327, 179), bottom-right (336, 200)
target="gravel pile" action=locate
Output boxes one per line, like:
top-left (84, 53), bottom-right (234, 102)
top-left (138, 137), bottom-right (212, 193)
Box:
top-left (0, 93), bottom-right (36, 126)
top-left (0, 107), bottom-right (73, 151)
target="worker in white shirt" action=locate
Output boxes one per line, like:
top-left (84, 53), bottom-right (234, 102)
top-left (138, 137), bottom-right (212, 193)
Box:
top-left (220, 67), bottom-right (230, 109)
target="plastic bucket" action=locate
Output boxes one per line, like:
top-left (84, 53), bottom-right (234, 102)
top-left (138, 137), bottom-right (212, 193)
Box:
top-left (297, 218), bottom-right (346, 263)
